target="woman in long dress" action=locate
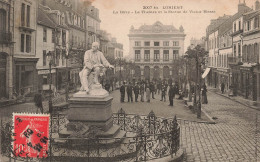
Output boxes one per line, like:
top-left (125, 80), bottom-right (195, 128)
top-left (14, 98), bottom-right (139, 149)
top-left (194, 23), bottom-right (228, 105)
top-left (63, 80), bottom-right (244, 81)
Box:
top-left (202, 83), bottom-right (208, 104)
top-left (146, 85), bottom-right (151, 103)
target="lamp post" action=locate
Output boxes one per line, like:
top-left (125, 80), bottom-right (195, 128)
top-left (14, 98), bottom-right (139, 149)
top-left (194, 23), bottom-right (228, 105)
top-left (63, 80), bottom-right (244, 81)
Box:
top-left (119, 58), bottom-right (122, 85)
top-left (47, 51), bottom-right (54, 160)
top-left (47, 51), bottom-right (54, 114)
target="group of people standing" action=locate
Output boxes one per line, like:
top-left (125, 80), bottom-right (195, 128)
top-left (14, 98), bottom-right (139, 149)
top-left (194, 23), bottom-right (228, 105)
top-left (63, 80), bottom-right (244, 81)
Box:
top-left (119, 80), bottom-right (181, 107)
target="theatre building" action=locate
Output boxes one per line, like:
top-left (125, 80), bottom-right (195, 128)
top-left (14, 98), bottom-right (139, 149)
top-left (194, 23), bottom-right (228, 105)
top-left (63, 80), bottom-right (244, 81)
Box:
top-left (128, 21), bottom-right (185, 81)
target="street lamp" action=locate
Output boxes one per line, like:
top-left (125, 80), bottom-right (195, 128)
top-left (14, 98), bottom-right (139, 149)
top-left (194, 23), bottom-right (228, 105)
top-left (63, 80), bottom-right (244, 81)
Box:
top-left (46, 51), bottom-right (54, 160)
top-left (46, 51), bottom-right (54, 114)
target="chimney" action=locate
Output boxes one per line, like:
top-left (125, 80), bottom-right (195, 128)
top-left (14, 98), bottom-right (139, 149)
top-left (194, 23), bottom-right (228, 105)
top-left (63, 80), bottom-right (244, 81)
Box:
top-left (256, 0), bottom-right (260, 10)
top-left (238, 0), bottom-right (246, 12)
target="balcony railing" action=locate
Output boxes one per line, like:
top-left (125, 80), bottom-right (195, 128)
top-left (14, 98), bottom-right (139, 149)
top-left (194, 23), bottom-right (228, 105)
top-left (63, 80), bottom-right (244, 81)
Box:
top-left (144, 59), bottom-right (150, 62)
top-left (87, 26), bottom-right (95, 33)
top-left (228, 56), bottom-right (242, 65)
top-left (0, 31), bottom-right (12, 44)
top-left (154, 59), bottom-right (160, 62)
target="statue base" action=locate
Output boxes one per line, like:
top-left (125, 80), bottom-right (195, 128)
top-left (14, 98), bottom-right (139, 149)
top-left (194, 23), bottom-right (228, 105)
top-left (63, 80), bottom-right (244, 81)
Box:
top-left (60, 90), bottom-right (125, 140)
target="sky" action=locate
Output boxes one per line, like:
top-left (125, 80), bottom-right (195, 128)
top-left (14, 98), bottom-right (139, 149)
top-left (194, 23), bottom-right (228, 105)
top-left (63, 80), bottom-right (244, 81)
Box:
top-left (91, 0), bottom-right (256, 57)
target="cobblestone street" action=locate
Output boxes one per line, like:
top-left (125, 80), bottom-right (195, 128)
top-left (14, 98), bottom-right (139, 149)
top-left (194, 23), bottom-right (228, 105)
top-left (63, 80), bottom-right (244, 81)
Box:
top-left (0, 90), bottom-right (260, 161)
top-left (182, 90), bottom-right (260, 162)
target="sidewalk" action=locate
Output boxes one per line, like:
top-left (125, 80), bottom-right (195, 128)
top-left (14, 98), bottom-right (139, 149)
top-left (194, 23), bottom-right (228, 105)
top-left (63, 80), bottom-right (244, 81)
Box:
top-left (208, 87), bottom-right (260, 110)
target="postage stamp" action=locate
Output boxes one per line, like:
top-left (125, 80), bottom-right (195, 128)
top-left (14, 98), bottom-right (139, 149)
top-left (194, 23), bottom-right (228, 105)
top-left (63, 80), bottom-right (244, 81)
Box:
top-left (12, 113), bottom-right (50, 158)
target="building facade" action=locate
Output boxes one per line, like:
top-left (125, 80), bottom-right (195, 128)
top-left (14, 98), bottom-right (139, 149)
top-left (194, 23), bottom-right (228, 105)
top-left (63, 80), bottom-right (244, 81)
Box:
top-left (128, 21), bottom-right (185, 81)
top-left (13, 0), bottom-right (39, 96)
top-left (206, 0), bottom-right (260, 103)
top-left (206, 2), bottom-right (251, 92)
top-left (0, 0), bottom-right (14, 99)
top-left (240, 7), bottom-right (260, 101)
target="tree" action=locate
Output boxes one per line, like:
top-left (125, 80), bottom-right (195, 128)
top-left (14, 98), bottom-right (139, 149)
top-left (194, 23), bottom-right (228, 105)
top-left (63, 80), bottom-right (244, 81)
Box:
top-left (185, 45), bottom-right (208, 118)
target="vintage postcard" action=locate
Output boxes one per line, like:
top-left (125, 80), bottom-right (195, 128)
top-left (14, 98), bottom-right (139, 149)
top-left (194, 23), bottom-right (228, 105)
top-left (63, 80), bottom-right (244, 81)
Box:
top-left (0, 0), bottom-right (259, 161)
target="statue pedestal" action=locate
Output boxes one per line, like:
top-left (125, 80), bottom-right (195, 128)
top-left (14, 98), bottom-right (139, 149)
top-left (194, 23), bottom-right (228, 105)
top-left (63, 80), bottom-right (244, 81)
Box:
top-left (61, 90), bottom-right (125, 140)
top-left (67, 90), bottom-right (113, 131)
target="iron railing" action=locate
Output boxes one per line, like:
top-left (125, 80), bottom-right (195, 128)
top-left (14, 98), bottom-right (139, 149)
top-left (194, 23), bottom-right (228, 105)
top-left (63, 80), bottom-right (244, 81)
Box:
top-left (1, 108), bottom-right (180, 162)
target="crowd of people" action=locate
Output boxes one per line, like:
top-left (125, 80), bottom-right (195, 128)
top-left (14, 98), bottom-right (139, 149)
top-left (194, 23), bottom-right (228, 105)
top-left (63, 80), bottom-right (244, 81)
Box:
top-left (119, 80), bottom-right (182, 107)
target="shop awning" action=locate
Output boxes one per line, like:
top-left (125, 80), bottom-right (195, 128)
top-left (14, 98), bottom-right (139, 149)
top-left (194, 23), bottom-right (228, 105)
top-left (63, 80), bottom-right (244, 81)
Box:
top-left (202, 68), bottom-right (211, 79)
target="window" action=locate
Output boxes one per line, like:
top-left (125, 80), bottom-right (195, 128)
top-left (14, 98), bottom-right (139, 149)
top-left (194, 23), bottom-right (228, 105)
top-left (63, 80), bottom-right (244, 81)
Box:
top-left (43, 50), bottom-right (47, 66)
top-left (144, 41), bottom-right (150, 46)
top-left (173, 50), bottom-right (179, 59)
top-left (163, 41), bottom-right (169, 46)
top-left (234, 23), bottom-right (236, 32)
top-left (52, 30), bottom-right (55, 43)
top-left (247, 21), bottom-right (251, 31)
top-left (233, 44), bottom-right (236, 57)
top-left (43, 28), bottom-right (47, 42)
top-left (62, 30), bottom-right (66, 46)
top-left (135, 41), bottom-right (141, 46)
top-left (21, 3), bottom-right (25, 26)
top-left (255, 16), bottom-right (259, 29)
top-left (163, 50), bottom-right (169, 61)
top-left (26, 35), bottom-right (31, 53)
top-left (43, 75), bottom-right (48, 84)
top-left (0, 9), bottom-right (6, 31)
top-left (154, 50), bottom-right (160, 61)
top-left (26, 5), bottom-right (30, 27)
top-left (154, 41), bottom-right (160, 46)
top-left (144, 50), bottom-right (150, 61)
top-left (238, 43), bottom-right (241, 57)
top-left (173, 41), bottom-right (179, 46)
top-left (56, 51), bottom-right (60, 66)
top-left (62, 50), bottom-right (66, 66)
top-left (239, 21), bottom-right (241, 30)
top-left (135, 50), bottom-right (141, 61)
top-left (21, 34), bottom-right (25, 52)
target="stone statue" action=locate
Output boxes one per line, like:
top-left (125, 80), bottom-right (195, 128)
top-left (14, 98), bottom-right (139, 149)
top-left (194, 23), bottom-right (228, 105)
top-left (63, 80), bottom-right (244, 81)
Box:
top-left (79, 42), bottom-right (114, 94)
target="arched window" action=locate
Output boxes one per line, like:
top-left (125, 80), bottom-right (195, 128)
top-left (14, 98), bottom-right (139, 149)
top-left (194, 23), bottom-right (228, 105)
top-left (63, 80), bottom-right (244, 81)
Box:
top-left (144, 66), bottom-right (150, 80)
top-left (153, 66), bottom-right (160, 80)
top-left (134, 66), bottom-right (141, 79)
top-left (163, 66), bottom-right (170, 79)
top-left (0, 9), bottom-right (6, 31)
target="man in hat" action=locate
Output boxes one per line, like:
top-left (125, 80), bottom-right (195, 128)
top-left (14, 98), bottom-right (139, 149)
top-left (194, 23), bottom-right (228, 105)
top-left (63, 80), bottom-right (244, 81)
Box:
top-left (120, 82), bottom-right (126, 102)
top-left (127, 82), bottom-right (133, 102)
top-left (134, 82), bottom-right (140, 102)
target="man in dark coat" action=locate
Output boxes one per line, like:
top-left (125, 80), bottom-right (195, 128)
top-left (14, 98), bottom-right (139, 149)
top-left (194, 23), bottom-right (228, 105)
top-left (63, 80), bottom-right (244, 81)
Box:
top-left (140, 82), bottom-right (145, 102)
top-left (202, 83), bottom-right (208, 104)
top-left (160, 83), bottom-right (167, 102)
top-left (105, 81), bottom-right (110, 92)
top-left (134, 82), bottom-right (140, 102)
top-left (127, 82), bottom-right (133, 102)
top-left (34, 90), bottom-right (43, 113)
top-left (150, 82), bottom-right (155, 99)
top-left (157, 81), bottom-right (162, 95)
top-left (168, 85), bottom-right (174, 106)
top-left (120, 82), bottom-right (126, 102)
top-left (221, 82), bottom-right (225, 94)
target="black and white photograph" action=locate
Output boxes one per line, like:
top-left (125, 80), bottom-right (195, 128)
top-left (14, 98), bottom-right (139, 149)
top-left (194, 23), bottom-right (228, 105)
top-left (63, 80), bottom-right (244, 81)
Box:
top-left (0, 0), bottom-right (260, 161)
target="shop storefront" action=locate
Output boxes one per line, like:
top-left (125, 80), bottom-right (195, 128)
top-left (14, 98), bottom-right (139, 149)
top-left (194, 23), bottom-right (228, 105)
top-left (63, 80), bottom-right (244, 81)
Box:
top-left (37, 68), bottom-right (56, 94)
top-left (14, 57), bottom-right (38, 96)
top-left (0, 54), bottom-right (7, 98)
top-left (241, 64), bottom-right (257, 101)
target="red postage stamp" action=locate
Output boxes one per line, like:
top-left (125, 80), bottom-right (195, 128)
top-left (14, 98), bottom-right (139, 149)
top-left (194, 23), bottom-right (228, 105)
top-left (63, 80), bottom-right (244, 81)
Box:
top-left (12, 113), bottom-right (50, 158)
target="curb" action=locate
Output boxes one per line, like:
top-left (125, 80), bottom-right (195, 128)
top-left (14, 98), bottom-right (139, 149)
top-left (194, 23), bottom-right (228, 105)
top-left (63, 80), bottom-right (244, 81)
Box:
top-left (201, 108), bottom-right (216, 124)
top-left (148, 148), bottom-right (184, 162)
top-left (209, 91), bottom-right (260, 111)
top-left (182, 103), bottom-right (216, 124)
